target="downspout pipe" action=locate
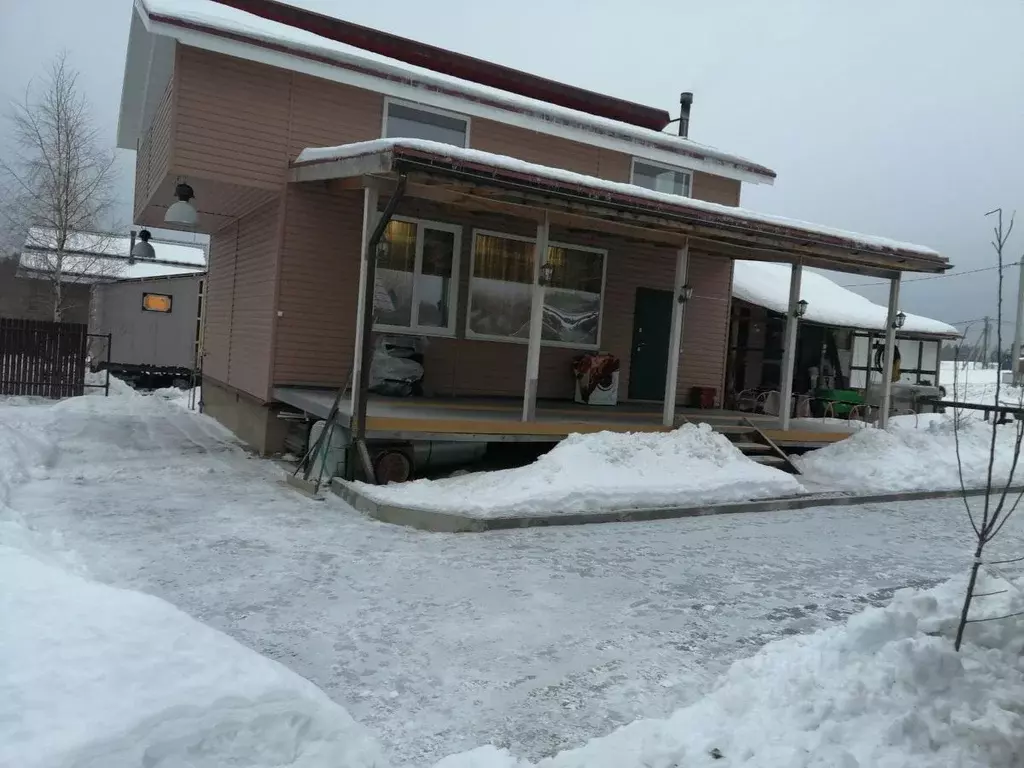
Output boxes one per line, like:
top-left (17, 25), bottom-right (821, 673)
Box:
top-left (351, 173), bottom-right (407, 480)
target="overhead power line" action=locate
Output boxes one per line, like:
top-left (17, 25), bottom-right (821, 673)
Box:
top-left (842, 263), bottom-right (1016, 288)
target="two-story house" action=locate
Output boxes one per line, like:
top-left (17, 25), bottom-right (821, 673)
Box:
top-left (117, 0), bottom-right (948, 467)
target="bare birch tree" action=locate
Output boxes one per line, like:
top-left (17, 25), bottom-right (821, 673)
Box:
top-left (953, 208), bottom-right (1024, 650)
top-left (0, 51), bottom-right (119, 321)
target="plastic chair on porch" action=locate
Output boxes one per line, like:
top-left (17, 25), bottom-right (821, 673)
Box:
top-left (758, 390), bottom-right (782, 416)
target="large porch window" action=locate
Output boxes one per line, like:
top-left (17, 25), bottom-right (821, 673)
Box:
top-left (374, 217), bottom-right (461, 336)
top-left (466, 230), bottom-right (606, 348)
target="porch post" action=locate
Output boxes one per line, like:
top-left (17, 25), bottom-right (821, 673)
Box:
top-left (778, 261), bottom-right (803, 430)
top-left (522, 212), bottom-right (550, 421)
top-left (351, 186), bottom-right (379, 413)
top-left (879, 274), bottom-right (902, 428)
top-left (662, 239), bottom-right (690, 427)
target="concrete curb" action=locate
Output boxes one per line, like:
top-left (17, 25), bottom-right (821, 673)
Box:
top-left (329, 479), bottom-right (1024, 533)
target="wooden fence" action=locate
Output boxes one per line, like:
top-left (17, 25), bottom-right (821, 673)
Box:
top-left (0, 318), bottom-right (88, 398)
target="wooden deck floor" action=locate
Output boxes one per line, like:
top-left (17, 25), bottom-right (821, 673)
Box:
top-left (272, 388), bottom-right (858, 448)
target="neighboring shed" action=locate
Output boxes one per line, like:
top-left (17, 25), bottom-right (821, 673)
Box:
top-left (728, 261), bottom-right (959, 403)
top-left (89, 273), bottom-right (205, 386)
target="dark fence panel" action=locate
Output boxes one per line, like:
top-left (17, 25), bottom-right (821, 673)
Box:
top-left (0, 318), bottom-right (88, 398)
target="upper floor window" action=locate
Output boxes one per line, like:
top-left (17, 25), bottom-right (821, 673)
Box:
top-left (630, 158), bottom-right (692, 197)
top-left (383, 99), bottom-right (469, 148)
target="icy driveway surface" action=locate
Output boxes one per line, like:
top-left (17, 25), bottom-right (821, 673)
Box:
top-left (5, 392), bottom-right (1012, 766)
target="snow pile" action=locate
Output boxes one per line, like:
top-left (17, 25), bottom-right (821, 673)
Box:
top-left (0, 409), bottom-right (387, 768)
top-left (795, 413), bottom-right (1024, 493)
top-left (438, 574), bottom-right (1024, 768)
top-left (348, 423), bottom-right (806, 517)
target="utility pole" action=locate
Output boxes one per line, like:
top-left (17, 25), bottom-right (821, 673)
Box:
top-left (1013, 257), bottom-right (1024, 384)
top-left (981, 316), bottom-right (991, 368)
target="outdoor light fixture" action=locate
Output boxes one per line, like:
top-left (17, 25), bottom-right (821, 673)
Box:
top-left (796, 299), bottom-right (809, 318)
top-left (894, 311), bottom-right (907, 329)
top-left (130, 229), bottom-right (155, 261)
top-left (678, 284), bottom-right (694, 303)
top-left (164, 181), bottom-right (198, 227)
top-left (539, 261), bottom-right (555, 285)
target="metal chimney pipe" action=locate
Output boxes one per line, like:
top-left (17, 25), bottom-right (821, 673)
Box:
top-left (678, 92), bottom-right (693, 138)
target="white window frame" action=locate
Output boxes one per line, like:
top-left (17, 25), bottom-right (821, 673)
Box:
top-left (465, 227), bottom-right (608, 350)
top-left (381, 97), bottom-right (472, 148)
top-left (373, 215), bottom-right (462, 338)
top-left (629, 157), bottom-right (693, 198)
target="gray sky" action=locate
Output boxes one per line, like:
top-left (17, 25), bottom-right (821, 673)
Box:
top-left (2, 0), bottom-right (1022, 341)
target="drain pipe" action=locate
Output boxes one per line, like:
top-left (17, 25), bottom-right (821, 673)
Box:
top-left (351, 174), bottom-right (407, 482)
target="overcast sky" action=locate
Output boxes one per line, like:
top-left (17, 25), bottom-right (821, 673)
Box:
top-left (2, 0), bottom-right (1022, 342)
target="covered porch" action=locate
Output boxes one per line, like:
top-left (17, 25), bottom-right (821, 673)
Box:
top-left (286, 138), bottom-right (948, 479)
top-left (273, 387), bottom-right (861, 448)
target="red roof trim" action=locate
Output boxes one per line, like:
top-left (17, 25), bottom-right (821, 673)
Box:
top-left (147, 12), bottom-right (776, 180)
top-left (208, 0), bottom-right (672, 131)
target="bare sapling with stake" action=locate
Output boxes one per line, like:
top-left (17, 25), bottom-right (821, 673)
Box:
top-left (953, 208), bottom-right (1024, 651)
top-left (0, 51), bottom-right (119, 321)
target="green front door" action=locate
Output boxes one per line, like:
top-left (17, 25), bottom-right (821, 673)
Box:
top-left (628, 287), bottom-right (674, 401)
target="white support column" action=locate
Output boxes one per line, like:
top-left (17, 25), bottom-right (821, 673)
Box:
top-left (351, 186), bottom-right (379, 412)
top-left (662, 240), bottom-right (690, 427)
top-left (522, 212), bottom-right (550, 422)
top-left (879, 274), bottom-right (902, 428)
top-left (778, 261), bottom-right (803, 430)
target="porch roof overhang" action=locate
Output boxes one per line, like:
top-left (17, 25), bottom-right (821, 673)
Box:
top-left (289, 138), bottom-right (950, 279)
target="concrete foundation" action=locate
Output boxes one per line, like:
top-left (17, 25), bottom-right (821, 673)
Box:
top-left (201, 377), bottom-right (290, 455)
top-left (330, 479), bottom-right (1024, 533)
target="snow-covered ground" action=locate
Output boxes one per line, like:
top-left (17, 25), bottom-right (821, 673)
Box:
top-left (445, 573), bottom-right (1024, 768)
top-left (350, 423), bottom-right (805, 517)
top-left (944, 360), bottom-right (1024, 409)
top-left (4, 387), bottom-right (1023, 765)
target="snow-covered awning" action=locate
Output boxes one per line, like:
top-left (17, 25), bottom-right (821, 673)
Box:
top-left (19, 228), bottom-right (207, 283)
top-left (732, 260), bottom-right (960, 338)
top-left (291, 138), bottom-right (949, 276)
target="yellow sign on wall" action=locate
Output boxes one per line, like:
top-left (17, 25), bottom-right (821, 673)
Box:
top-left (142, 293), bottom-right (173, 313)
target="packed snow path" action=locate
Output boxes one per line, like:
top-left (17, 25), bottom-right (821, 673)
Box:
top-left (4, 391), bottom-right (1018, 766)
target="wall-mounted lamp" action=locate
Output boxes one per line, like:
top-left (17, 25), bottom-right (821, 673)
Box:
top-left (678, 284), bottom-right (694, 304)
top-left (129, 229), bottom-right (155, 262)
top-left (894, 311), bottom-right (907, 329)
top-left (165, 181), bottom-right (198, 228)
top-left (795, 299), bottom-right (808, 318)
top-left (539, 261), bottom-right (555, 285)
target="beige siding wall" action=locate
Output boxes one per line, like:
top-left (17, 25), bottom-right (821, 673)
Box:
top-left (202, 199), bottom-right (280, 399)
top-left (174, 46), bottom-right (291, 188)
top-left (272, 194), bottom-right (732, 401)
top-left (171, 46), bottom-right (741, 208)
top-left (203, 226), bottom-right (235, 384)
top-left (134, 78), bottom-right (174, 221)
top-left (274, 185), bottom-right (364, 386)
top-left (693, 171), bottom-right (742, 206)
top-left (471, 118), bottom-right (631, 181)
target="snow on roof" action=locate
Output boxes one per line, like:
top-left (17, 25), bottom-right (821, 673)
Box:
top-left (135, 0), bottom-right (775, 183)
top-left (732, 260), bottom-right (959, 337)
top-left (24, 228), bottom-right (207, 267)
top-left (20, 228), bottom-right (206, 282)
top-left (294, 138), bottom-right (944, 262)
